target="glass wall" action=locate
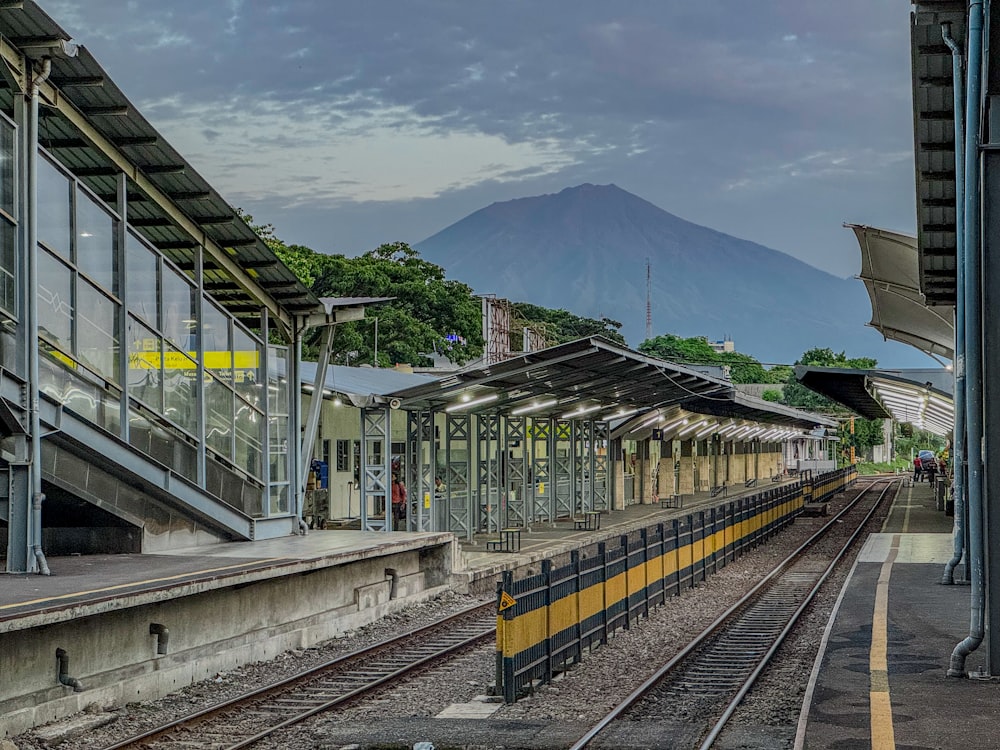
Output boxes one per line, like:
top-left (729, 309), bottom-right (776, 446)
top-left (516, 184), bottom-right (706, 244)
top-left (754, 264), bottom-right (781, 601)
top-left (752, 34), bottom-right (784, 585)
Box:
top-left (33, 146), bottom-right (274, 516)
top-left (0, 116), bottom-right (15, 319)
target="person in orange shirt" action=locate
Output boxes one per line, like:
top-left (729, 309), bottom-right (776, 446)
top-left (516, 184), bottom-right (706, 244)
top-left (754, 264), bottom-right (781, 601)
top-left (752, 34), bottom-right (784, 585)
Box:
top-left (391, 474), bottom-right (407, 528)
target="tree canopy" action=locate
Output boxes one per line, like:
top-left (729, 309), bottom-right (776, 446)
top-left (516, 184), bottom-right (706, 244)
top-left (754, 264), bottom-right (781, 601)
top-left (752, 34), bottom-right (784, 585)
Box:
top-left (511, 302), bottom-right (626, 346)
top-left (240, 211), bottom-right (482, 366)
top-left (637, 334), bottom-right (766, 384)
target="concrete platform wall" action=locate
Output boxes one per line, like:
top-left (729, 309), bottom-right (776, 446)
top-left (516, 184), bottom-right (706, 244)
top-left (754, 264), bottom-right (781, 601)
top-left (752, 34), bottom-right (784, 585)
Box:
top-left (0, 542), bottom-right (454, 737)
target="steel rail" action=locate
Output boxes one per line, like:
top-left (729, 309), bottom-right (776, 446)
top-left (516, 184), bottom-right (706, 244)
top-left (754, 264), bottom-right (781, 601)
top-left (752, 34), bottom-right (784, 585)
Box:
top-left (102, 600), bottom-right (496, 750)
top-left (569, 478), bottom-right (894, 750)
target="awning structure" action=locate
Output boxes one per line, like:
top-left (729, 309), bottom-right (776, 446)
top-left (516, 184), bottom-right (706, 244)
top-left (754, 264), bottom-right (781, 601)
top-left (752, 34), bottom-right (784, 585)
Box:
top-left (848, 224), bottom-right (954, 360)
top-left (386, 336), bottom-right (834, 433)
top-left (795, 366), bottom-right (954, 436)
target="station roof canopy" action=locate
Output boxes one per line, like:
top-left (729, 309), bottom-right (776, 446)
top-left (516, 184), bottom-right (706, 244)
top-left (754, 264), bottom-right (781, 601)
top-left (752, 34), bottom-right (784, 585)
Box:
top-left (795, 366), bottom-right (954, 436)
top-left (847, 224), bottom-right (954, 360)
top-left (910, 1), bottom-right (967, 306)
top-left (0, 2), bottom-right (330, 326)
top-left (386, 337), bottom-right (834, 431)
top-left (299, 362), bottom-right (436, 405)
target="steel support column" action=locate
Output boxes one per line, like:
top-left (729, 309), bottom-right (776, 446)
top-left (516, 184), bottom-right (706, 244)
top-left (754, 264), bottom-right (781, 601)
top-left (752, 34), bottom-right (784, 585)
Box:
top-left (360, 405), bottom-right (391, 532)
top-left (553, 419), bottom-right (572, 518)
top-left (504, 415), bottom-right (528, 528)
top-left (530, 418), bottom-right (551, 522)
top-left (475, 413), bottom-right (501, 533)
top-left (406, 409), bottom-right (435, 531)
top-left (981, 93), bottom-right (1000, 672)
top-left (445, 413), bottom-right (472, 540)
top-left (592, 421), bottom-right (610, 512)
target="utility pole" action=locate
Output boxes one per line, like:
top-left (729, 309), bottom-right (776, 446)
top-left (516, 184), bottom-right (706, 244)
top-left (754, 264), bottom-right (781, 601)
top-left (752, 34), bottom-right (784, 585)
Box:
top-left (645, 258), bottom-right (653, 341)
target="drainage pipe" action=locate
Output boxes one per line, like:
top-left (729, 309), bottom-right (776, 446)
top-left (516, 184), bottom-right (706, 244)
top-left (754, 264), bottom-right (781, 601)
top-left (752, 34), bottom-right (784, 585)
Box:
top-left (941, 22), bottom-right (967, 586)
top-left (949, 0), bottom-right (986, 677)
top-left (55, 648), bottom-right (83, 692)
top-left (27, 57), bottom-right (51, 576)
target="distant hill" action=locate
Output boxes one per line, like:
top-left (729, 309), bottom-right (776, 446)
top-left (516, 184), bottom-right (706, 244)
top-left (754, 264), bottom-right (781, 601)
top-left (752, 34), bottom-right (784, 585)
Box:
top-left (415, 183), bottom-right (920, 366)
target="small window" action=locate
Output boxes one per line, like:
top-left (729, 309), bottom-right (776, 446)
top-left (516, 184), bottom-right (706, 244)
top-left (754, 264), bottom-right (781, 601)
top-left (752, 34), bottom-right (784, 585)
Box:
top-left (336, 439), bottom-right (349, 472)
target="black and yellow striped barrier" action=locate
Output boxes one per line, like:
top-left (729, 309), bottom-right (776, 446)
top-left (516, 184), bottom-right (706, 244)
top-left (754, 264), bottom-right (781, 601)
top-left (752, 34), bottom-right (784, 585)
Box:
top-left (495, 468), bottom-right (855, 703)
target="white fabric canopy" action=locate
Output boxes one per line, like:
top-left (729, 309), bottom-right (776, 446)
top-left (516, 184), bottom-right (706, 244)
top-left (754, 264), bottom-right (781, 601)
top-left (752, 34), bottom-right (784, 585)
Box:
top-left (848, 224), bottom-right (954, 360)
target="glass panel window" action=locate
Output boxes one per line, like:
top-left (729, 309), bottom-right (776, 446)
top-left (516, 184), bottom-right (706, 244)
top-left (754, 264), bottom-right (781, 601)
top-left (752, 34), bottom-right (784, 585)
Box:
top-left (76, 189), bottom-right (117, 293)
top-left (0, 219), bottom-right (15, 316)
top-left (267, 346), bottom-right (289, 415)
top-left (161, 263), bottom-right (196, 350)
top-left (235, 396), bottom-right (263, 479)
top-left (77, 279), bottom-right (119, 382)
top-left (38, 156), bottom-right (71, 257)
top-left (0, 119), bottom-right (13, 217)
top-left (269, 415), bottom-right (289, 482)
top-left (202, 299), bottom-right (231, 381)
top-left (204, 371), bottom-right (233, 459)
top-left (233, 322), bottom-right (261, 404)
top-left (125, 233), bottom-right (158, 325)
top-left (162, 342), bottom-right (198, 436)
top-left (269, 484), bottom-right (289, 515)
top-left (126, 315), bottom-right (162, 411)
top-left (37, 249), bottom-right (72, 349)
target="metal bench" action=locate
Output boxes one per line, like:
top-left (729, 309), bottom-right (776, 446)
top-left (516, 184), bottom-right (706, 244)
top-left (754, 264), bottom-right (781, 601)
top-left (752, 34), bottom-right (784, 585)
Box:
top-left (659, 494), bottom-right (683, 509)
top-left (745, 478), bottom-right (758, 488)
top-left (710, 484), bottom-right (727, 498)
top-left (572, 511), bottom-right (602, 531)
top-left (486, 528), bottom-right (522, 552)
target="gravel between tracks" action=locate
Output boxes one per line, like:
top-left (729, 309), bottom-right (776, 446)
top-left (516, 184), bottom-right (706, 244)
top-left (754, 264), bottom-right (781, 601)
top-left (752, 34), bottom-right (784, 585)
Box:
top-left (14, 484), bottom-right (886, 750)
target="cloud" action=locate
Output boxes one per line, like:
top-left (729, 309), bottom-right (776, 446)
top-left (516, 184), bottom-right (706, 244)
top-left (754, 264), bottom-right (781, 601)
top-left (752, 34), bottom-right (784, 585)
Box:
top-left (44, 0), bottom-right (916, 279)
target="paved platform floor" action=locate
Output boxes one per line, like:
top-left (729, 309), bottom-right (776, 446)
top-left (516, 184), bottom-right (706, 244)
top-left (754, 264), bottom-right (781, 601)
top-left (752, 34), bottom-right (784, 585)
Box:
top-left (798, 480), bottom-right (1000, 749)
top-left (0, 530), bottom-right (451, 628)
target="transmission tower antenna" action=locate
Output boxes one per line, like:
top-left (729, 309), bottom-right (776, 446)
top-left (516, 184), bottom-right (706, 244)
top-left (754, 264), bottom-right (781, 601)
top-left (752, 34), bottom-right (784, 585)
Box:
top-left (645, 257), bottom-right (653, 341)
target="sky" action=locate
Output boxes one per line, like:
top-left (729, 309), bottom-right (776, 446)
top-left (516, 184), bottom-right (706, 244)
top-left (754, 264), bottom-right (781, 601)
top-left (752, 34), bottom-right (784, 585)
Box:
top-left (42, 1), bottom-right (916, 280)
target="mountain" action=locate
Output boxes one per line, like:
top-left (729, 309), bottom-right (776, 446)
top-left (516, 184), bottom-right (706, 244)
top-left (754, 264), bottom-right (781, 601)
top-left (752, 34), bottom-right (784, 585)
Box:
top-left (415, 183), bottom-right (921, 366)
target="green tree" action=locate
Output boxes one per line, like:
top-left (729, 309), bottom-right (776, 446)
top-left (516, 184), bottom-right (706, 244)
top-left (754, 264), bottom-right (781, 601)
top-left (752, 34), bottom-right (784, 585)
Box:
top-left (761, 389), bottom-right (782, 402)
top-left (637, 334), bottom-right (766, 384)
top-left (311, 242), bottom-right (484, 367)
top-left (239, 210), bottom-right (483, 367)
top-left (511, 303), bottom-right (626, 346)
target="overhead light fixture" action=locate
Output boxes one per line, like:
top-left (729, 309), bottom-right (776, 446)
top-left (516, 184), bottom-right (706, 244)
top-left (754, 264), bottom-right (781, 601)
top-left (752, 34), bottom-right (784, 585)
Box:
top-left (638, 410), bottom-right (663, 429)
top-left (445, 393), bottom-right (498, 412)
top-left (561, 403), bottom-right (602, 419)
top-left (677, 419), bottom-right (706, 437)
top-left (511, 399), bottom-right (558, 416)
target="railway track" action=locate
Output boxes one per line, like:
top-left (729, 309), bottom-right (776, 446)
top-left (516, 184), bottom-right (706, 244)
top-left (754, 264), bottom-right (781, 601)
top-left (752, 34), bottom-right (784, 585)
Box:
top-left (569, 478), bottom-right (896, 750)
top-left (100, 601), bottom-right (496, 750)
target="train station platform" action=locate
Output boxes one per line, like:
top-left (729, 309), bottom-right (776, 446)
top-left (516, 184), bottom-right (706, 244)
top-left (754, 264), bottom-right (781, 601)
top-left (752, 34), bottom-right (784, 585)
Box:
top-left (798, 479), bottom-right (998, 749)
top-left (0, 471), bottom-right (818, 738)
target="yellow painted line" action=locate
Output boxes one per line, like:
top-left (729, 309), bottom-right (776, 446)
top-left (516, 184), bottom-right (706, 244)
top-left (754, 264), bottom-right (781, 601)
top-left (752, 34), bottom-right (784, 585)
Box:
top-left (869, 534), bottom-right (900, 750)
top-left (0, 557), bottom-right (291, 611)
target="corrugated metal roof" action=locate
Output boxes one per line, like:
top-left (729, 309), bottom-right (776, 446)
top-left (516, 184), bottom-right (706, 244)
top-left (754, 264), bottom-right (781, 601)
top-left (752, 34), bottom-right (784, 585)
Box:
top-left (795, 365), bottom-right (954, 435)
top-left (383, 337), bottom-right (734, 418)
top-left (299, 362), bottom-right (436, 400)
top-left (910, 2), bottom-right (966, 305)
top-left (0, 1), bottom-right (325, 320)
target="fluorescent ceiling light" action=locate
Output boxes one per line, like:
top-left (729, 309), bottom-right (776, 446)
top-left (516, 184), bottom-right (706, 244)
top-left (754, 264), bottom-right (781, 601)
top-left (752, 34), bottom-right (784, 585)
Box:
top-left (602, 406), bottom-right (639, 421)
top-left (511, 399), bottom-right (558, 416)
top-left (561, 403), bottom-right (602, 419)
top-left (445, 393), bottom-right (498, 412)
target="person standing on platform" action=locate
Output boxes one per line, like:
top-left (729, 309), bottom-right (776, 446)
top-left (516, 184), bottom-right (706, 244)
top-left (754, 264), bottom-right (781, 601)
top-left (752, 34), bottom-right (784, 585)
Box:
top-left (913, 456), bottom-right (922, 482)
top-left (391, 474), bottom-right (407, 529)
top-left (924, 456), bottom-right (937, 485)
